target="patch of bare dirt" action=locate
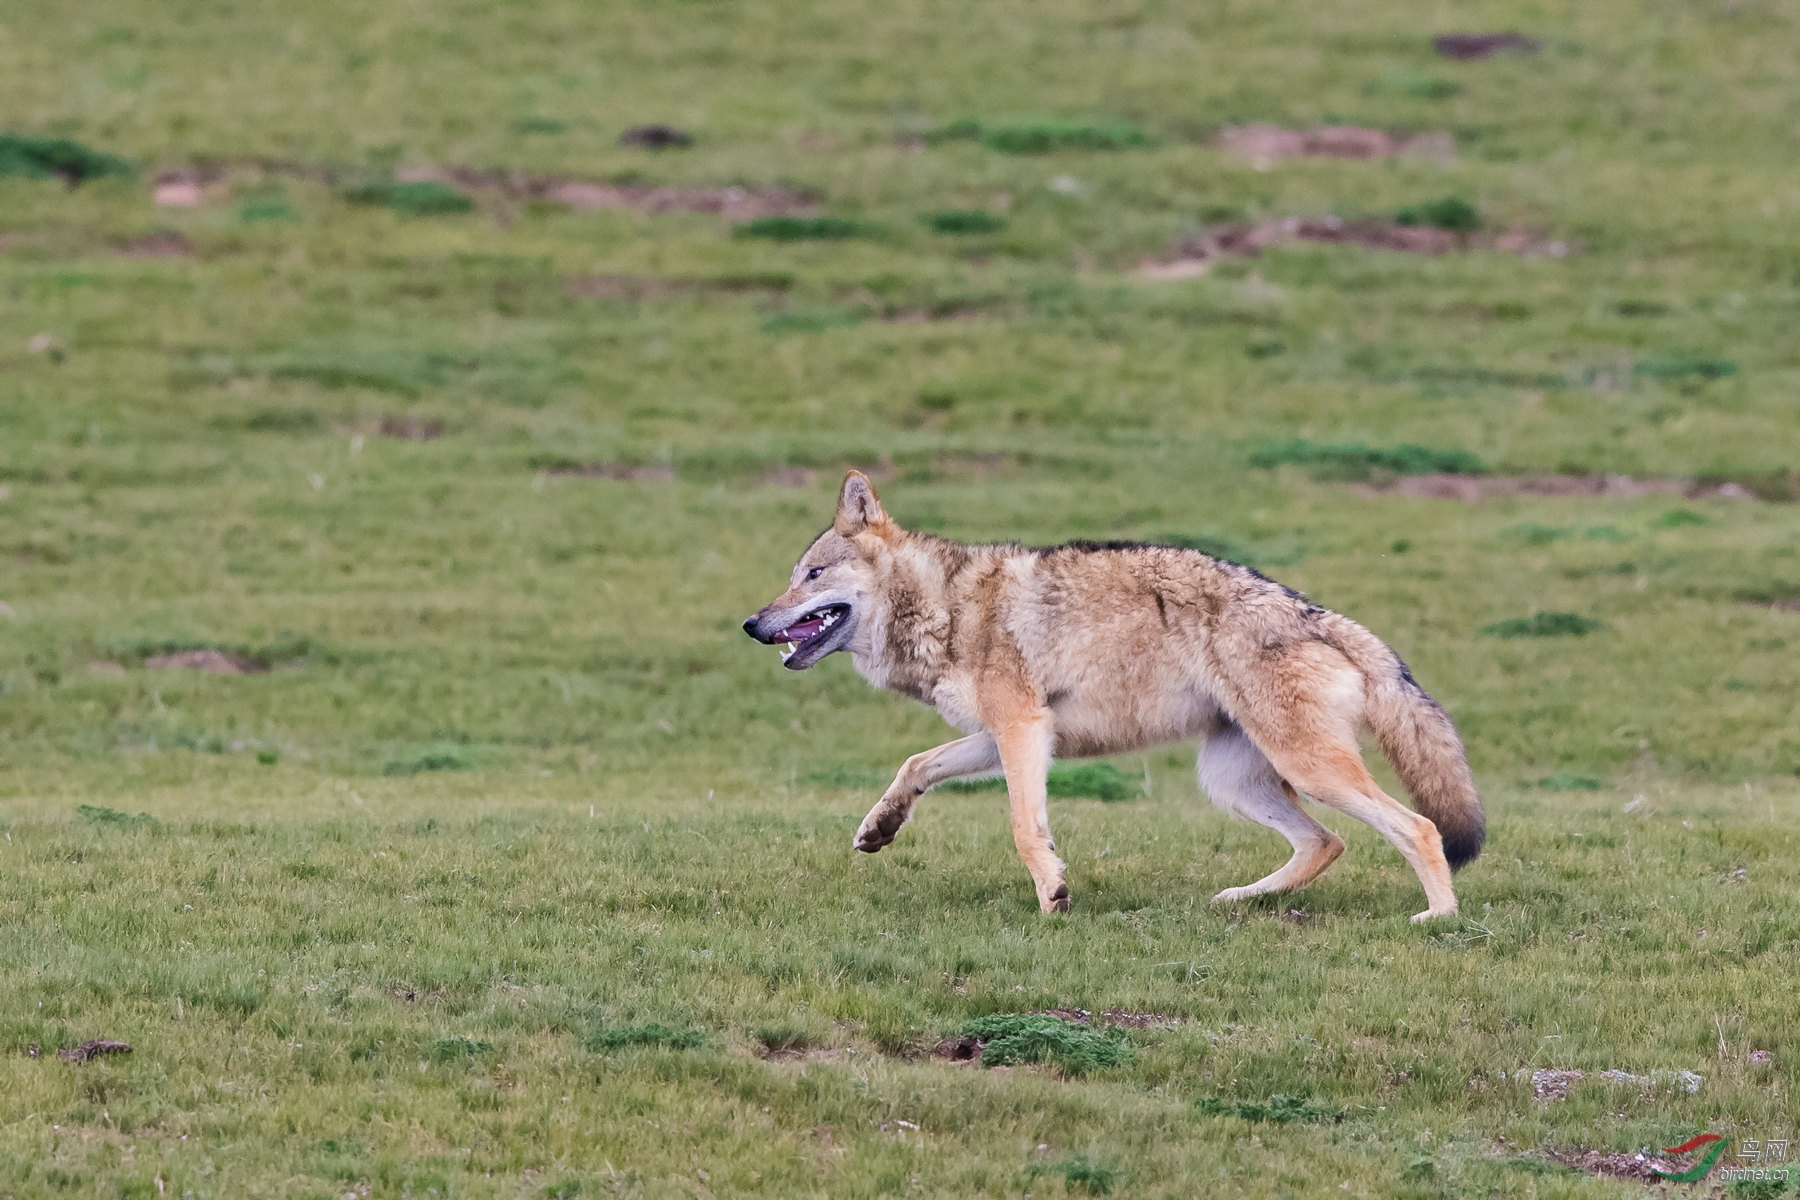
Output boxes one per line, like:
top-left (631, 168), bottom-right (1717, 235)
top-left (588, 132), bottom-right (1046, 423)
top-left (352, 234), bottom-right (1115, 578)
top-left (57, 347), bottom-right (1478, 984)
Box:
top-left (545, 461), bottom-right (678, 483)
top-left (1099, 1009), bottom-right (1179, 1029)
top-left (117, 230), bottom-right (193, 258)
top-left (1530, 1068), bottom-right (1583, 1103)
top-left (58, 1039), bottom-right (132, 1062)
top-left (1141, 218), bottom-right (1570, 277)
top-left (1219, 125), bottom-right (1456, 168)
top-left (376, 416), bottom-right (445, 442)
top-left (144, 649), bottom-right (266, 675)
top-left (152, 169), bottom-right (228, 207)
top-left (1536, 1147), bottom-right (1664, 1182)
top-left (1435, 32), bottom-right (1542, 59)
top-left (932, 1035), bottom-right (982, 1063)
top-left (618, 124), bottom-right (693, 149)
top-left (759, 1046), bottom-right (849, 1067)
top-left (396, 166), bottom-right (816, 219)
top-left (562, 272), bottom-right (792, 301)
top-left (1363, 473), bottom-right (1758, 503)
top-left (761, 457), bottom-right (895, 489)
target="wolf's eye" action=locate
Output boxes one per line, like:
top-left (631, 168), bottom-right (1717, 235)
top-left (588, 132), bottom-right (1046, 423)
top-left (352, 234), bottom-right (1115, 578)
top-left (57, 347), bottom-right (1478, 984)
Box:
top-left (805, 567), bottom-right (824, 581)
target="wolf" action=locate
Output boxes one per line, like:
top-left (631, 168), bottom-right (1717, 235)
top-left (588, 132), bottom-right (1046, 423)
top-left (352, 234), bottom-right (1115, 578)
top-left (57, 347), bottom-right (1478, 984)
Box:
top-left (742, 471), bottom-right (1484, 921)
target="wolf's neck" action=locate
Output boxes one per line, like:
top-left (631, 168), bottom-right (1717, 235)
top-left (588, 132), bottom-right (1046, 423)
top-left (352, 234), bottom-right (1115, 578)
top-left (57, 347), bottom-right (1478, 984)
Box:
top-left (860, 535), bottom-right (962, 702)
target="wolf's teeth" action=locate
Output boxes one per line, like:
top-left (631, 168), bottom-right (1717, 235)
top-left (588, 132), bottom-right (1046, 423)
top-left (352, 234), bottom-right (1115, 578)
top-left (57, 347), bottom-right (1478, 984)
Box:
top-left (780, 642), bottom-right (796, 660)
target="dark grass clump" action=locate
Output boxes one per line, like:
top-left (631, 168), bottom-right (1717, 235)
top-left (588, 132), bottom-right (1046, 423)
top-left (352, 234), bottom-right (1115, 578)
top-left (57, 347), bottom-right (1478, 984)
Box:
top-left (929, 119), bottom-right (1152, 154)
top-left (1249, 439), bottom-right (1483, 481)
top-left (761, 307), bottom-right (867, 334)
top-left (1394, 196), bottom-right (1482, 232)
top-left (1537, 771), bottom-right (1603, 790)
top-left (342, 180), bottom-right (474, 216)
top-left (942, 763), bottom-right (1139, 801)
top-left (430, 1037), bottom-right (494, 1061)
top-left (1366, 70), bottom-right (1462, 99)
top-left (1635, 355), bottom-right (1737, 382)
top-left (734, 216), bottom-right (863, 241)
top-left (923, 209), bottom-right (1006, 234)
top-left (1196, 1094), bottom-right (1345, 1124)
top-left (959, 1013), bottom-right (1134, 1075)
top-left (0, 134), bottom-right (134, 183)
top-left (382, 744), bottom-right (498, 776)
top-left (1032, 1156), bottom-right (1120, 1195)
top-left (1481, 611), bottom-right (1604, 639)
top-left (77, 805), bottom-right (156, 830)
top-left (581, 1023), bottom-right (706, 1052)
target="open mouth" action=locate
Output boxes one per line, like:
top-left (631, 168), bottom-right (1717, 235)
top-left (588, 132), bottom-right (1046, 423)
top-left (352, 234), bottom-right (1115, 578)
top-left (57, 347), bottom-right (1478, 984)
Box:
top-left (772, 604), bottom-right (850, 662)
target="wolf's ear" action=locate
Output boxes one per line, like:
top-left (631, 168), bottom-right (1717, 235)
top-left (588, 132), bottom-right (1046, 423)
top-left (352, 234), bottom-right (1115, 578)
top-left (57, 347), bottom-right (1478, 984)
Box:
top-left (835, 470), bottom-right (889, 535)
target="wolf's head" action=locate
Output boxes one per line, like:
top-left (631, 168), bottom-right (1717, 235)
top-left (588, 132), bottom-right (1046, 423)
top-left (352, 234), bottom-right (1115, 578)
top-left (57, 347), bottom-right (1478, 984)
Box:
top-left (742, 470), bottom-right (897, 670)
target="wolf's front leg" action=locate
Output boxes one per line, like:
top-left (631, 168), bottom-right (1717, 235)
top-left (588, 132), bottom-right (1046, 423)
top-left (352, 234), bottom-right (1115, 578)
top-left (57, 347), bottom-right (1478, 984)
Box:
top-left (990, 709), bottom-right (1068, 913)
top-left (854, 733), bottom-right (999, 853)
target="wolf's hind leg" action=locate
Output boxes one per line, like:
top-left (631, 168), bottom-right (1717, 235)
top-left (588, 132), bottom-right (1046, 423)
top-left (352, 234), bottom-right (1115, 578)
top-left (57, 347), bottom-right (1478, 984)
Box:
top-left (1236, 686), bottom-right (1459, 922)
top-left (854, 733), bottom-right (999, 853)
top-left (1200, 722), bottom-right (1344, 903)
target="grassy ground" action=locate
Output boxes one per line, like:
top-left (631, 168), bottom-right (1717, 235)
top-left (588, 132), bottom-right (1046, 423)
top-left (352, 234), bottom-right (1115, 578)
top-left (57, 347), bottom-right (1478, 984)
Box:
top-left (2, 0), bottom-right (1798, 1196)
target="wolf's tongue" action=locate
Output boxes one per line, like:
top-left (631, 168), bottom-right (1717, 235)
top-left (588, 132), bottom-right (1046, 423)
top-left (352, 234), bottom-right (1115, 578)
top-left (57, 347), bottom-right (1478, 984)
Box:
top-left (782, 618), bottom-right (825, 642)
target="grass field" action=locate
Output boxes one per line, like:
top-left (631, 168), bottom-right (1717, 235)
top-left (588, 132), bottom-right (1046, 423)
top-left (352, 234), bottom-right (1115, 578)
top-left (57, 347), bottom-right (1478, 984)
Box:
top-left (3, 1), bottom-right (1799, 1196)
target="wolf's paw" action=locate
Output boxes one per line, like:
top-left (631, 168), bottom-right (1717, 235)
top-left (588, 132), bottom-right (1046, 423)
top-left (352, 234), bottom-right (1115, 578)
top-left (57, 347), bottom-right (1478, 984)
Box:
top-left (1039, 881), bottom-right (1071, 914)
top-left (853, 804), bottom-right (908, 853)
top-left (1210, 886), bottom-right (1254, 903)
top-left (1410, 905), bottom-right (1458, 924)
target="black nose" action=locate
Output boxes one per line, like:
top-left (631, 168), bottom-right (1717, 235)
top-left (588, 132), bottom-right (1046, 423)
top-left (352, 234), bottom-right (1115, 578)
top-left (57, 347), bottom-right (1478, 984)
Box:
top-left (742, 616), bottom-right (760, 638)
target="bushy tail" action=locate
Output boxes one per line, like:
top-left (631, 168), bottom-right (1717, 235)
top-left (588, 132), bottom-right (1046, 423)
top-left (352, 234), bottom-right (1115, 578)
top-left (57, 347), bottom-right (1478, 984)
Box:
top-left (1335, 625), bottom-right (1485, 869)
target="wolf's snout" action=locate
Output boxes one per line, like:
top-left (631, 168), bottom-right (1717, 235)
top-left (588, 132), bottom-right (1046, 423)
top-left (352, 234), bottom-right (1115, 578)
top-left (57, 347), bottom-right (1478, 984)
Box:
top-left (742, 615), bottom-right (764, 641)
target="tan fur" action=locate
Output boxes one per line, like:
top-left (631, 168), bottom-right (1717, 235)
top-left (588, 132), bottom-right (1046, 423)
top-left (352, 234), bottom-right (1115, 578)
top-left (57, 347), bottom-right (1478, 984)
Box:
top-left (745, 472), bottom-right (1484, 921)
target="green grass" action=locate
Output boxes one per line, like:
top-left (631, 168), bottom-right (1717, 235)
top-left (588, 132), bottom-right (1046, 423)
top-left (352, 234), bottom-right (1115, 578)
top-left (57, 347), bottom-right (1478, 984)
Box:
top-left (2, 0), bottom-right (1799, 1195)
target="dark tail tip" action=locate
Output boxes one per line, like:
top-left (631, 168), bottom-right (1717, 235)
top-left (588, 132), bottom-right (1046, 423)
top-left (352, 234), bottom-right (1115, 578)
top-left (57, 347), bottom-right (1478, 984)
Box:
top-left (1443, 824), bottom-right (1486, 872)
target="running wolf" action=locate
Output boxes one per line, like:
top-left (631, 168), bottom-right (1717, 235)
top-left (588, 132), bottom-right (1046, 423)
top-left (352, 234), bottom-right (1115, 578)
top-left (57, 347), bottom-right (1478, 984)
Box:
top-left (742, 472), bottom-right (1484, 921)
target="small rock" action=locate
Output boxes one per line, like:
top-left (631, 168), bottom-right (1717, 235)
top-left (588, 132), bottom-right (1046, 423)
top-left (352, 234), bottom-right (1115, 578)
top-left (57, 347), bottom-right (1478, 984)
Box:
top-left (1049, 175), bottom-right (1085, 196)
top-left (27, 332), bottom-right (59, 354)
top-left (1749, 1049), bottom-right (1773, 1064)
top-left (0, 600), bottom-right (15, 619)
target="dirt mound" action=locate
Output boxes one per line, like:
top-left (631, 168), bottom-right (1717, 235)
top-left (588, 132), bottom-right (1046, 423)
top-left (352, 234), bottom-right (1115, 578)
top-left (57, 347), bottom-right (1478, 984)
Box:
top-left (1536, 1147), bottom-right (1663, 1182)
top-left (145, 649), bottom-right (267, 675)
top-left (1366, 473), bottom-right (1757, 503)
top-left (117, 230), bottom-right (193, 258)
top-left (1434, 32), bottom-right (1541, 59)
top-left (1219, 125), bottom-right (1455, 168)
top-left (397, 166), bottom-right (815, 219)
top-left (1141, 218), bottom-right (1570, 275)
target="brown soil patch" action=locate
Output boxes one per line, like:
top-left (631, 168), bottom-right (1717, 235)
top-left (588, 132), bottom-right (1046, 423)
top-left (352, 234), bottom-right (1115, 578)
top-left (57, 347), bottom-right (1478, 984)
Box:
top-left (1141, 218), bottom-right (1570, 276)
top-left (1219, 125), bottom-right (1455, 168)
top-left (152, 169), bottom-right (228, 207)
top-left (376, 416), bottom-right (445, 442)
top-left (1099, 1009), bottom-right (1179, 1029)
top-left (1530, 1068), bottom-right (1583, 1103)
top-left (58, 1039), bottom-right (132, 1062)
top-left (562, 273), bottom-right (792, 301)
top-left (1435, 32), bottom-right (1542, 59)
top-left (397, 166), bottom-right (816, 219)
top-left (546, 461), bottom-right (678, 483)
top-left (1536, 1147), bottom-right (1663, 1183)
top-left (145, 649), bottom-right (266, 675)
top-left (619, 124), bottom-right (693, 150)
top-left (1364, 473), bottom-right (1757, 503)
top-left (932, 1035), bottom-right (983, 1063)
top-left (117, 230), bottom-right (193, 258)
